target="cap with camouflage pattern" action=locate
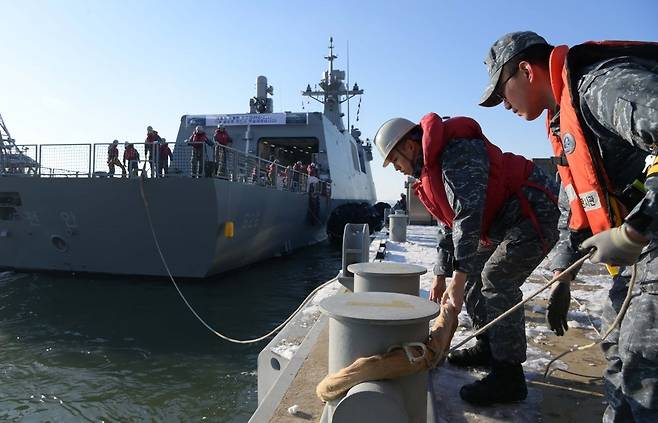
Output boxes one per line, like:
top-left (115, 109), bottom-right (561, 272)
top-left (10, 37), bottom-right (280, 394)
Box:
top-left (479, 31), bottom-right (548, 107)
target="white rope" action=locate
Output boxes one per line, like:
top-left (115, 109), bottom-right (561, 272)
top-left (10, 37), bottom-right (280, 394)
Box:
top-left (139, 175), bottom-right (338, 344)
top-left (448, 253), bottom-right (593, 353)
top-left (542, 263), bottom-right (637, 378)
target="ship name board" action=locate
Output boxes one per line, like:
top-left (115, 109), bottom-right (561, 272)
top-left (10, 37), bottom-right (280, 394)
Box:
top-left (186, 113), bottom-right (288, 127)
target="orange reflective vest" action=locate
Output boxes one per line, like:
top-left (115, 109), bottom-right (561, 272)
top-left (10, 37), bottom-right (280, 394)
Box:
top-left (547, 41), bottom-right (658, 234)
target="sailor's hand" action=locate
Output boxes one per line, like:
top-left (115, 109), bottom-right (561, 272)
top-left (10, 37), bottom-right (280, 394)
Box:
top-left (441, 271), bottom-right (466, 312)
top-left (581, 225), bottom-right (647, 266)
top-left (429, 275), bottom-right (446, 303)
top-left (546, 272), bottom-right (571, 336)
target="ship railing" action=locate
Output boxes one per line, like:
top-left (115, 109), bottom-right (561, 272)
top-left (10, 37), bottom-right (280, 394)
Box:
top-left (179, 142), bottom-right (324, 195)
top-left (92, 142), bottom-right (163, 178)
top-left (36, 143), bottom-right (95, 177)
top-left (6, 141), bottom-right (332, 196)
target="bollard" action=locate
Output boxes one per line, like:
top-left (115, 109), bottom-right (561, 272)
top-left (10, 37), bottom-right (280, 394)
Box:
top-left (388, 213), bottom-right (408, 242)
top-left (347, 262), bottom-right (426, 296)
top-left (338, 223), bottom-right (370, 291)
top-left (384, 207), bottom-right (391, 227)
top-left (320, 292), bottom-right (439, 423)
top-left (331, 381), bottom-right (409, 423)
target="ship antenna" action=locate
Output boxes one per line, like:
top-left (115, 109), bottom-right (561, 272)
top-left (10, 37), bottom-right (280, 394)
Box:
top-left (346, 39), bottom-right (350, 133)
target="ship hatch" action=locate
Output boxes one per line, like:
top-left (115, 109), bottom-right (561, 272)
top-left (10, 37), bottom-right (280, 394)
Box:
top-left (257, 137), bottom-right (318, 167)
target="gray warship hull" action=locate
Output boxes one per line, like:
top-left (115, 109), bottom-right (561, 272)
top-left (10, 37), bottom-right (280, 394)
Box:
top-left (0, 177), bottom-right (344, 278)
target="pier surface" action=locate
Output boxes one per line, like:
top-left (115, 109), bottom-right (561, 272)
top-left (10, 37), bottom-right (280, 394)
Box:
top-left (258, 226), bottom-right (608, 422)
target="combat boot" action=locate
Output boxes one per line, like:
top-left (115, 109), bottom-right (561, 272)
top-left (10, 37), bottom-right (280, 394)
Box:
top-left (459, 361), bottom-right (528, 405)
top-left (447, 338), bottom-right (492, 368)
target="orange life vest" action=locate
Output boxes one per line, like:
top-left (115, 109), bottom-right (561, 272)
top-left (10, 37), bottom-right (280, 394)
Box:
top-left (413, 113), bottom-right (547, 244)
top-left (547, 41), bottom-right (658, 233)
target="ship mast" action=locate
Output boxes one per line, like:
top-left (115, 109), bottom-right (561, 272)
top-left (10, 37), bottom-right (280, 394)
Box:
top-left (302, 37), bottom-right (363, 132)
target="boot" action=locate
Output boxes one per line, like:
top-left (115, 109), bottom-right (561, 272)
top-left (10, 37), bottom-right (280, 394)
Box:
top-left (459, 361), bottom-right (527, 406)
top-left (447, 338), bottom-right (492, 368)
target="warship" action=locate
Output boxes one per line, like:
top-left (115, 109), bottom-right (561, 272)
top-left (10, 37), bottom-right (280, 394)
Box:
top-left (0, 38), bottom-right (377, 278)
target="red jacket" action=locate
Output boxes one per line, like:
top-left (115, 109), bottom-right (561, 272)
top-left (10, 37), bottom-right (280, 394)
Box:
top-left (159, 144), bottom-right (172, 161)
top-left (214, 130), bottom-right (231, 146)
top-left (307, 164), bottom-right (317, 177)
top-left (124, 146), bottom-right (138, 161)
top-left (146, 131), bottom-right (161, 145)
top-left (189, 132), bottom-right (209, 150)
top-left (413, 113), bottom-right (538, 242)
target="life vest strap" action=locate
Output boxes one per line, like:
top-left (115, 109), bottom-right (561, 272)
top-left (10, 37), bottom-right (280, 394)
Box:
top-left (517, 181), bottom-right (559, 254)
top-left (550, 154), bottom-right (569, 167)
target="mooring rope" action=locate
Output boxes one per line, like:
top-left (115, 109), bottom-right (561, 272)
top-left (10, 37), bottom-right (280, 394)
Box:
top-left (138, 175), bottom-right (338, 344)
top-left (448, 252), bottom-right (593, 353)
top-left (541, 264), bottom-right (636, 378)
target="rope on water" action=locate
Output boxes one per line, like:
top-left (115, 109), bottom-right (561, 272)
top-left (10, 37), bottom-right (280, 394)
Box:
top-left (138, 175), bottom-right (338, 344)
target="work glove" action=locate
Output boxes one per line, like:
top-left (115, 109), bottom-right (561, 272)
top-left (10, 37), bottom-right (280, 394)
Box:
top-left (546, 281), bottom-right (570, 336)
top-left (581, 225), bottom-right (647, 266)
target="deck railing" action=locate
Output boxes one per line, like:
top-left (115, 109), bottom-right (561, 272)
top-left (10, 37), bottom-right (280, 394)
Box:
top-left (1, 141), bottom-right (328, 195)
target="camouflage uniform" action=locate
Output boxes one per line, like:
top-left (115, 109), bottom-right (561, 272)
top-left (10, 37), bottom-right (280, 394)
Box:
top-left (549, 56), bottom-right (658, 422)
top-left (433, 138), bottom-right (560, 364)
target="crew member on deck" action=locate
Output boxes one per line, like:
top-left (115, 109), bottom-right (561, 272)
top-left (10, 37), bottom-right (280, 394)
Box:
top-left (374, 113), bottom-right (560, 405)
top-left (107, 140), bottom-right (126, 177)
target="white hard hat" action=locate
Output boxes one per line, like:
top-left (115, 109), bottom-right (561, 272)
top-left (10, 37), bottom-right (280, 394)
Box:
top-left (373, 118), bottom-right (417, 167)
top-left (195, 125), bottom-right (204, 132)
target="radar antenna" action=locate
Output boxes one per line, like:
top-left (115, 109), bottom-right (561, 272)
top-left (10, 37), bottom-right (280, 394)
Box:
top-left (301, 37), bottom-right (363, 131)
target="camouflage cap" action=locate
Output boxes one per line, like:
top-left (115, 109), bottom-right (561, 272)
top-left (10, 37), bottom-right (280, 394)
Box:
top-left (479, 31), bottom-right (548, 107)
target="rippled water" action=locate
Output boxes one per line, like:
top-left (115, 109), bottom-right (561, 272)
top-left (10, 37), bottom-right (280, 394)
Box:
top-left (0, 243), bottom-right (341, 422)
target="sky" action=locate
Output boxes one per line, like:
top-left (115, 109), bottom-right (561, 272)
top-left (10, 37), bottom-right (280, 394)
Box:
top-left (1, 0), bottom-right (656, 202)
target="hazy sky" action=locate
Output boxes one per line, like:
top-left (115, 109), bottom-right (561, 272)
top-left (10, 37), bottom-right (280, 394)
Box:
top-left (1, 0), bottom-right (656, 202)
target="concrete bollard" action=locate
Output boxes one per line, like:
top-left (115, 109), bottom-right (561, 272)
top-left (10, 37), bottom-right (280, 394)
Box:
top-left (338, 223), bottom-right (370, 291)
top-left (347, 262), bottom-right (426, 296)
top-left (320, 292), bottom-right (439, 423)
top-left (389, 214), bottom-right (408, 242)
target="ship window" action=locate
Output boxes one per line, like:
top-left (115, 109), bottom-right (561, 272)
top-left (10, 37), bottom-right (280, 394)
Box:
top-left (0, 192), bottom-right (22, 206)
top-left (350, 142), bottom-right (359, 172)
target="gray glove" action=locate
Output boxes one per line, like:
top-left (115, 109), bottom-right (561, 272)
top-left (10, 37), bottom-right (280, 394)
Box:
top-left (546, 282), bottom-right (570, 336)
top-left (581, 225), bottom-right (646, 266)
